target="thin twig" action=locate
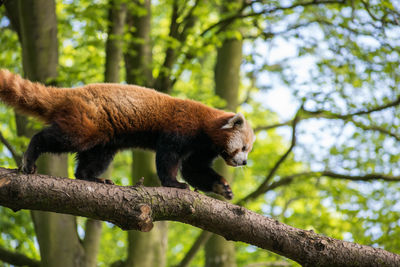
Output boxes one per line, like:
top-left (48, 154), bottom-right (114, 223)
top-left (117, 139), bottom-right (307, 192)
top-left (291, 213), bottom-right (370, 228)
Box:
top-left (303, 95), bottom-right (400, 119)
top-left (254, 120), bottom-right (293, 132)
top-left (321, 170), bottom-right (400, 182)
top-left (200, 0), bottom-right (346, 37)
top-left (255, 95), bottom-right (400, 134)
top-left (0, 246), bottom-right (40, 267)
top-left (0, 130), bottom-right (22, 166)
top-left (238, 108), bottom-right (301, 205)
top-left (236, 169), bottom-right (400, 206)
top-left (350, 120), bottom-right (400, 141)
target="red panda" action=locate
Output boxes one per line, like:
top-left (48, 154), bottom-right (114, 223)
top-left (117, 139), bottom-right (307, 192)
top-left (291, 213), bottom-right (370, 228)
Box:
top-left (0, 69), bottom-right (255, 199)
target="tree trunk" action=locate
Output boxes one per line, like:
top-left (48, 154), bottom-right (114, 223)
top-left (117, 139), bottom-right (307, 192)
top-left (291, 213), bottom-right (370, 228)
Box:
top-left (205, 17), bottom-right (243, 267)
top-left (124, 1), bottom-right (167, 266)
top-left (214, 39), bottom-right (243, 112)
top-left (105, 0), bottom-right (127, 83)
top-left (205, 234), bottom-right (237, 267)
top-left (82, 218), bottom-right (102, 267)
top-left (124, 0), bottom-right (153, 87)
top-left (18, 0), bottom-right (58, 82)
top-left (33, 155), bottom-right (84, 267)
top-left (5, 1), bottom-right (86, 266)
top-left (124, 151), bottom-right (167, 267)
top-left (204, 160), bottom-right (237, 267)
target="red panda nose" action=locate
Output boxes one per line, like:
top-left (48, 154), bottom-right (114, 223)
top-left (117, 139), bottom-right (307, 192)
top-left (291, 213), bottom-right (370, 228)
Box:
top-left (243, 160), bottom-right (247, 165)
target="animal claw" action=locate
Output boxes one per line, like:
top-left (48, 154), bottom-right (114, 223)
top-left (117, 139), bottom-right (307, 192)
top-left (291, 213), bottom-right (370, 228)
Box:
top-left (19, 163), bottom-right (37, 174)
top-left (163, 180), bottom-right (190, 190)
top-left (212, 178), bottom-right (233, 200)
top-left (94, 178), bottom-right (115, 185)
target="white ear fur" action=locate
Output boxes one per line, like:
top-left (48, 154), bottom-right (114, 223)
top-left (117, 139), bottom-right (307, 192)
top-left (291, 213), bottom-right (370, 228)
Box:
top-left (221, 113), bottom-right (245, 129)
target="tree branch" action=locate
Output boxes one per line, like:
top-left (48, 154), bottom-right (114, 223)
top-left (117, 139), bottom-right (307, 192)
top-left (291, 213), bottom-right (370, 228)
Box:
top-left (0, 246), bottom-right (40, 267)
top-left (200, 0), bottom-right (346, 37)
top-left (360, 0), bottom-right (399, 26)
top-left (255, 96), bottom-right (400, 142)
top-left (0, 130), bottom-right (22, 166)
top-left (350, 120), bottom-right (400, 141)
top-left (236, 168), bottom-right (400, 207)
top-left (262, 169), bottom-right (400, 199)
top-left (302, 95), bottom-right (400, 119)
top-left (254, 120), bottom-right (292, 132)
top-left (0, 168), bottom-right (399, 266)
top-left (321, 170), bottom-right (400, 182)
top-left (154, 0), bottom-right (198, 93)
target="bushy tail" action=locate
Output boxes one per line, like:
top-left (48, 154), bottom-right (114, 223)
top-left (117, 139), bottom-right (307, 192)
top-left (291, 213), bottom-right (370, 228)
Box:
top-left (0, 69), bottom-right (56, 121)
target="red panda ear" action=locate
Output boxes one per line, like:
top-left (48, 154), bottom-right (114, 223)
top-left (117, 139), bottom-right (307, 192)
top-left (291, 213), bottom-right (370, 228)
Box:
top-left (221, 113), bottom-right (245, 129)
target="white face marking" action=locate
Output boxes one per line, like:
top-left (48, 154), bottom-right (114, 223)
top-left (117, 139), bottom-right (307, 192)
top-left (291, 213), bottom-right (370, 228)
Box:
top-left (226, 132), bottom-right (242, 154)
top-left (224, 132), bottom-right (250, 166)
top-left (221, 117), bottom-right (255, 167)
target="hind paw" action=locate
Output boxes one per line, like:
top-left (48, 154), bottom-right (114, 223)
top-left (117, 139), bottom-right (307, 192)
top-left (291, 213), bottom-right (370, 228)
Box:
top-left (212, 178), bottom-right (233, 200)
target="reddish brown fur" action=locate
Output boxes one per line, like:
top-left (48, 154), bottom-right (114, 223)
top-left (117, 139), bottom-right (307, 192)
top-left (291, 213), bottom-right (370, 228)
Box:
top-left (0, 70), bottom-right (255, 199)
top-left (0, 69), bottom-right (243, 150)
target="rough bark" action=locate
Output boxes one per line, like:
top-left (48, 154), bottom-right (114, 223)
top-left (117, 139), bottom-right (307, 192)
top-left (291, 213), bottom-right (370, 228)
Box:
top-left (0, 168), bottom-right (399, 267)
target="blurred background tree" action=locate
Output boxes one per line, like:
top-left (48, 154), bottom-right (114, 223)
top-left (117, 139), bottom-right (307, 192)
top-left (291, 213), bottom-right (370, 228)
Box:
top-left (0, 0), bottom-right (399, 266)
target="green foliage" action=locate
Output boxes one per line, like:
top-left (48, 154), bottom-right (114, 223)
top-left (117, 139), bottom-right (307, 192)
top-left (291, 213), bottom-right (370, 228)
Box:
top-left (0, 208), bottom-right (39, 260)
top-left (57, 0), bottom-right (108, 86)
top-left (168, 222), bottom-right (205, 267)
top-left (0, 0), bottom-right (399, 266)
top-left (98, 223), bottom-right (128, 266)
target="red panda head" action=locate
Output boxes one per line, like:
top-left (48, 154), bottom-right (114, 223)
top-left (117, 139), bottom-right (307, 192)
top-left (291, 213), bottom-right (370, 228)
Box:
top-left (208, 113), bottom-right (255, 167)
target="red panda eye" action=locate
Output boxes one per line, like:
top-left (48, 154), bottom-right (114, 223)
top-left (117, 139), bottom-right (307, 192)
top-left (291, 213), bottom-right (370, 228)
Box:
top-left (242, 146), bottom-right (246, 152)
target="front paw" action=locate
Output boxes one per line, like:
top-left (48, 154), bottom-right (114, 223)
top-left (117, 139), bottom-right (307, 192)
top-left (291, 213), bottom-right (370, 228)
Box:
top-left (19, 162), bottom-right (37, 174)
top-left (93, 178), bottom-right (115, 185)
top-left (212, 178), bottom-right (233, 200)
top-left (162, 180), bottom-right (190, 190)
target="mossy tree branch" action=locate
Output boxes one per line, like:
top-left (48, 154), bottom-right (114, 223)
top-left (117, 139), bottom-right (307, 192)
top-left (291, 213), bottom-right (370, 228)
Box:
top-left (0, 167), bottom-right (399, 266)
